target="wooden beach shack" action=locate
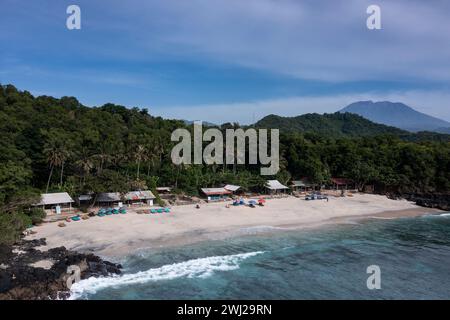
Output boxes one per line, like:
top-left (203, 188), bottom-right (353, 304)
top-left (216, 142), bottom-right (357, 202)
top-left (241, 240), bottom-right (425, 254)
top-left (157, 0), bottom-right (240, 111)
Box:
top-left (124, 190), bottom-right (155, 206)
top-left (330, 178), bottom-right (355, 190)
top-left (97, 191), bottom-right (155, 207)
top-left (156, 187), bottom-right (172, 194)
top-left (201, 187), bottom-right (231, 202)
top-left (291, 178), bottom-right (316, 192)
top-left (77, 194), bottom-right (93, 206)
top-left (97, 192), bottom-right (122, 207)
top-left (265, 180), bottom-right (289, 195)
top-left (35, 192), bottom-right (74, 215)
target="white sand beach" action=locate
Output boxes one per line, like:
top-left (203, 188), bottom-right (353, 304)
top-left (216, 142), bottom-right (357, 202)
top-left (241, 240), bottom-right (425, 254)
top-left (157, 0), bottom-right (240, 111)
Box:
top-left (26, 194), bottom-right (442, 258)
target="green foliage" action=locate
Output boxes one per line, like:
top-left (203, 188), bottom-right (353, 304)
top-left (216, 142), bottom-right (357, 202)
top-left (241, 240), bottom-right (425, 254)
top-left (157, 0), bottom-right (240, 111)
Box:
top-left (281, 132), bottom-right (450, 193)
top-left (155, 195), bottom-right (166, 207)
top-left (28, 208), bottom-right (46, 225)
top-left (0, 212), bottom-right (31, 245)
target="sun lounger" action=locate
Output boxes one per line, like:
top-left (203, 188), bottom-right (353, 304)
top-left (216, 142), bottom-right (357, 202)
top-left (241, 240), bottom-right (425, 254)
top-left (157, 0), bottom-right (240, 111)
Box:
top-left (165, 208), bottom-right (170, 213)
top-left (150, 209), bottom-right (157, 214)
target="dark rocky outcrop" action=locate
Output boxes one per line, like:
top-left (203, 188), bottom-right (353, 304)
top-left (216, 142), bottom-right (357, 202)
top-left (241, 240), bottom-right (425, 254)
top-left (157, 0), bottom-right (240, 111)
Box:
top-left (388, 192), bottom-right (450, 211)
top-left (0, 238), bottom-right (121, 300)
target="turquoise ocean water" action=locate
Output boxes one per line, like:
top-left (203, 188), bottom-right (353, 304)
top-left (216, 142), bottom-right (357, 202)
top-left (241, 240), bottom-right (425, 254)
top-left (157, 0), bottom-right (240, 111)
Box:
top-left (70, 213), bottom-right (450, 299)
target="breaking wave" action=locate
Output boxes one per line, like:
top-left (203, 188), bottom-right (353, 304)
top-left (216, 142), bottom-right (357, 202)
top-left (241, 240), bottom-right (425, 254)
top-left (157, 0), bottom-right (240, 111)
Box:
top-left (424, 213), bottom-right (450, 218)
top-left (69, 251), bottom-right (264, 299)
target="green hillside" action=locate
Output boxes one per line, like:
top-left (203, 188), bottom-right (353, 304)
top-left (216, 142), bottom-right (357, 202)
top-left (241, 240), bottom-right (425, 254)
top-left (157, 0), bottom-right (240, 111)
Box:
top-left (254, 112), bottom-right (407, 137)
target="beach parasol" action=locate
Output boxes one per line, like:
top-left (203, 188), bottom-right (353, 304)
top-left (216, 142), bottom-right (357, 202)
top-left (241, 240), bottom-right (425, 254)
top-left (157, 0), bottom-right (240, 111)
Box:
top-left (258, 198), bottom-right (266, 204)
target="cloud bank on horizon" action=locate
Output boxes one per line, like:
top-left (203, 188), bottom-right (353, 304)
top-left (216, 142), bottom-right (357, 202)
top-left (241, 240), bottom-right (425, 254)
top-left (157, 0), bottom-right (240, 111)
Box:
top-left (0, 0), bottom-right (449, 123)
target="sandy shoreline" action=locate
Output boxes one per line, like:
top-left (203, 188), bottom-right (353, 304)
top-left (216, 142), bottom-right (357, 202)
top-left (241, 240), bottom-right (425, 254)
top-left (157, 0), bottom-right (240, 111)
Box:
top-left (26, 194), bottom-right (444, 259)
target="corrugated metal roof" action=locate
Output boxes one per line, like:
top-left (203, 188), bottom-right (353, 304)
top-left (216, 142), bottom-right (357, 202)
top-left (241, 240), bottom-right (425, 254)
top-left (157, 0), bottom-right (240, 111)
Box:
top-left (331, 178), bottom-right (354, 185)
top-left (36, 192), bottom-right (74, 205)
top-left (156, 187), bottom-right (171, 192)
top-left (78, 194), bottom-right (93, 201)
top-left (97, 191), bottom-right (156, 202)
top-left (224, 184), bottom-right (241, 192)
top-left (97, 192), bottom-right (121, 202)
top-left (201, 188), bottom-right (231, 196)
top-left (266, 180), bottom-right (289, 190)
top-left (292, 180), bottom-right (307, 187)
top-left (292, 179), bottom-right (314, 187)
top-left (124, 190), bottom-right (155, 200)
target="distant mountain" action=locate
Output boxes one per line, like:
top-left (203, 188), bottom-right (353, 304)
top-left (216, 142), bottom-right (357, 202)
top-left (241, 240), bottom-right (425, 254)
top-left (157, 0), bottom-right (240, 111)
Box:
top-left (434, 127), bottom-right (450, 134)
top-left (339, 101), bottom-right (450, 132)
top-left (254, 112), bottom-right (407, 137)
top-left (183, 120), bottom-right (217, 127)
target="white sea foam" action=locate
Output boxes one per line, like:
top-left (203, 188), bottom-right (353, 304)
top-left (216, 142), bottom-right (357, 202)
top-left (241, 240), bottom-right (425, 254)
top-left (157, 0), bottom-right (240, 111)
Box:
top-left (69, 251), bottom-right (264, 299)
top-left (239, 225), bottom-right (290, 234)
top-left (424, 213), bottom-right (450, 218)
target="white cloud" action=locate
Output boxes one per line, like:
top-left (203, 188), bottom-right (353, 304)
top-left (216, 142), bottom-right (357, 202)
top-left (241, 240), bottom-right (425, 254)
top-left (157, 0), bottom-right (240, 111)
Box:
top-left (102, 0), bottom-right (450, 82)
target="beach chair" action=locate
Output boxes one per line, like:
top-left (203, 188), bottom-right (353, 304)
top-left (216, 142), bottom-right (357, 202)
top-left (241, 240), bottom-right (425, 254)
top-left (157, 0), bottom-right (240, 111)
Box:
top-left (150, 209), bottom-right (157, 214)
top-left (119, 208), bottom-right (127, 214)
top-left (113, 209), bottom-right (119, 214)
top-left (165, 207), bottom-right (170, 213)
top-left (71, 216), bottom-right (81, 221)
top-left (156, 208), bottom-right (164, 213)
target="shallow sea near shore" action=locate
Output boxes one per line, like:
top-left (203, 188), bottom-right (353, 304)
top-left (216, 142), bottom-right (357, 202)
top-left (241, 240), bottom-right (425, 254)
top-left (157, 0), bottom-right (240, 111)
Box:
top-left (70, 212), bottom-right (450, 300)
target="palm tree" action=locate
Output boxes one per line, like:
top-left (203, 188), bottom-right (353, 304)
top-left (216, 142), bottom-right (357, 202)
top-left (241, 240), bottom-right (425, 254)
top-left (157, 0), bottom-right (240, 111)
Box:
top-left (59, 148), bottom-right (71, 187)
top-left (75, 153), bottom-right (94, 187)
top-left (92, 150), bottom-right (110, 174)
top-left (135, 144), bottom-right (146, 179)
top-left (153, 139), bottom-right (165, 168)
top-left (43, 138), bottom-right (68, 193)
top-left (146, 150), bottom-right (157, 177)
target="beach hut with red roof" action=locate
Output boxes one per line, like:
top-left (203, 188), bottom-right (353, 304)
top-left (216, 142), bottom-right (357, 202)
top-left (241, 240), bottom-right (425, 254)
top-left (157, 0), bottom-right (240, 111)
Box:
top-left (201, 187), bottom-right (232, 202)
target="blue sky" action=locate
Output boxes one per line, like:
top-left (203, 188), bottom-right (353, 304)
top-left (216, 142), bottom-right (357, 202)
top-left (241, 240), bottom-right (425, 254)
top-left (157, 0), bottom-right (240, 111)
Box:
top-left (1, 0), bottom-right (450, 124)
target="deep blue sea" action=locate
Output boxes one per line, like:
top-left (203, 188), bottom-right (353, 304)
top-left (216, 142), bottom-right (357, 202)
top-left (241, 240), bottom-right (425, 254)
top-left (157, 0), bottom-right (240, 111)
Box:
top-left (70, 213), bottom-right (450, 299)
